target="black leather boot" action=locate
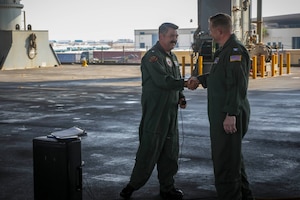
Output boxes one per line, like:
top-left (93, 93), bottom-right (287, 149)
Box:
top-left (160, 188), bottom-right (184, 200)
top-left (120, 184), bottom-right (135, 199)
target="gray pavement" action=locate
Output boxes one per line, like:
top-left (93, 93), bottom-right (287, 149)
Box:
top-left (0, 65), bottom-right (299, 200)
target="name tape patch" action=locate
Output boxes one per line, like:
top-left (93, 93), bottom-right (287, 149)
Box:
top-left (230, 55), bottom-right (242, 62)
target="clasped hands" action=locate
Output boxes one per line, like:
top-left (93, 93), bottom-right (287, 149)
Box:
top-left (185, 76), bottom-right (199, 90)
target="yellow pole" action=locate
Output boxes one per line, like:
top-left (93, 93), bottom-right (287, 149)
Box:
top-left (190, 54), bottom-right (194, 76)
top-left (287, 53), bottom-right (291, 74)
top-left (260, 55), bottom-right (265, 78)
top-left (198, 56), bottom-right (203, 75)
top-left (182, 56), bottom-right (185, 78)
top-left (271, 54), bottom-right (275, 77)
top-left (252, 56), bottom-right (257, 79)
top-left (279, 54), bottom-right (283, 75)
top-left (81, 58), bottom-right (88, 67)
top-left (275, 53), bottom-right (278, 74)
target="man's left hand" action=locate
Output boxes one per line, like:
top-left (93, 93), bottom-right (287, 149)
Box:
top-left (179, 98), bottom-right (186, 109)
top-left (223, 115), bottom-right (237, 134)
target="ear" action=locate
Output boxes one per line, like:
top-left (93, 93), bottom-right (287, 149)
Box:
top-left (217, 28), bottom-right (223, 35)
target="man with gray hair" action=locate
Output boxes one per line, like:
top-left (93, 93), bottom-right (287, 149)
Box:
top-left (120, 22), bottom-right (186, 200)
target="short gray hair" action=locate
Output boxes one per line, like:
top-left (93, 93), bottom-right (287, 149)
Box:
top-left (159, 23), bottom-right (178, 34)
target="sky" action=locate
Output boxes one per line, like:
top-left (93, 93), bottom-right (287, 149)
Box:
top-left (21, 0), bottom-right (299, 41)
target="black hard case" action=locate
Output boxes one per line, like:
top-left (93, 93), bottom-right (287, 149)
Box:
top-left (33, 136), bottom-right (82, 200)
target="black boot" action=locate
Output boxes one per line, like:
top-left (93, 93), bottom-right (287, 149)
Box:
top-left (160, 188), bottom-right (184, 200)
top-left (120, 184), bottom-right (135, 199)
top-left (242, 189), bottom-right (255, 200)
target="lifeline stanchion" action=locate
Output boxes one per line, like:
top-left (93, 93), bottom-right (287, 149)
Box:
top-left (279, 54), bottom-right (283, 75)
top-left (271, 54), bottom-right (276, 77)
top-left (260, 55), bottom-right (265, 78)
top-left (287, 52), bottom-right (291, 74)
top-left (198, 56), bottom-right (203, 75)
top-left (252, 56), bottom-right (257, 79)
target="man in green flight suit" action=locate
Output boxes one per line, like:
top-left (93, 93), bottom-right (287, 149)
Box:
top-left (120, 22), bottom-right (187, 200)
top-left (188, 13), bottom-right (255, 200)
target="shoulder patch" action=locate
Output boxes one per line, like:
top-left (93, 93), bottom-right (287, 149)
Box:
top-left (214, 57), bottom-right (219, 64)
top-left (230, 55), bottom-right (242, 62)
top-left (149, 55), bottom-right (158, 63)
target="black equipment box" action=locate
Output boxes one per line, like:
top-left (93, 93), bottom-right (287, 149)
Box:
top-left (33, 136), bottom-right (82, 200)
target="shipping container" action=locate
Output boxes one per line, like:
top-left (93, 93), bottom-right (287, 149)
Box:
top-left (92, 51), bottom-right (142, 63)
top-left (56, 52), bottom-right (82, 64)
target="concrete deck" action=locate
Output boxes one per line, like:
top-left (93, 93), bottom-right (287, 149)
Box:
top-left (0, 65), bottom-right (299, 200)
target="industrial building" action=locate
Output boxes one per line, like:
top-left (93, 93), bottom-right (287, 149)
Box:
top-left (262, 13), bottom-right (300, 49)
top-left (134, 14), bottom-right (300, 51)
top-left (134, 28), bottom-right (195, 50)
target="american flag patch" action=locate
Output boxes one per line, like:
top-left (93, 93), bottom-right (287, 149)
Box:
top-left (230, 55), bottom-right (242, 62)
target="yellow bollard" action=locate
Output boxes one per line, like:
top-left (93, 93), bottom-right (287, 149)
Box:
top-left (198, 56), bottom-right (203, 75)
top-left (279, 54), bottom-right (283, 75)
top-left (252, 56), bottom-right (257, 79)
top-left (81, 58), bottom-right (88, 67)
top-left (275, 53), bottom-right (278, 74)
top-left (271, 54), bottom-right (275, 77)
top-left (182, 56), bottom-right (185, 78)
top-left (287, 53), bottom-right (291, 74)
top-left (260, 55), bottom-right (265, 78)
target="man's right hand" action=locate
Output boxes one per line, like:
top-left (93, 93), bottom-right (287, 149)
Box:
top-left (187, 76), bottom-right (199, 90)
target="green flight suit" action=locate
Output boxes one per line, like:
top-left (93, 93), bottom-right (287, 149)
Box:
top-left (129, 42), bottom-right (185, 192)
top-left (207, 34), bottom-right (253, 200)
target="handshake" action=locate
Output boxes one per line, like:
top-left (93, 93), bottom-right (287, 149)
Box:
top-left (184, 76), bottom-right (200, 90)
